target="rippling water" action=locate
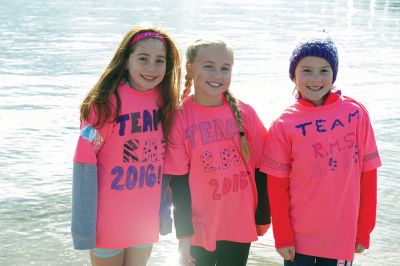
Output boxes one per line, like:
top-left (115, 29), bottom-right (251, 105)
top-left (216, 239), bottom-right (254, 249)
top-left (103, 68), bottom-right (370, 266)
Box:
top-left (1, 0), bottom-right (399, 265)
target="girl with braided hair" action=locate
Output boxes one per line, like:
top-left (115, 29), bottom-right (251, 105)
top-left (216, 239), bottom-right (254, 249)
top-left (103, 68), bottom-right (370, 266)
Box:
top-left (163, 39), bottom-right (270, 266)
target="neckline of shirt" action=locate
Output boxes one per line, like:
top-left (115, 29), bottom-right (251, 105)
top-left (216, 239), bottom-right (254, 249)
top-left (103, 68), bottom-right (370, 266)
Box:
top-left (120, 81), bottom-right (159, 96)
top-left (186, 94), bottom-right (229, 111)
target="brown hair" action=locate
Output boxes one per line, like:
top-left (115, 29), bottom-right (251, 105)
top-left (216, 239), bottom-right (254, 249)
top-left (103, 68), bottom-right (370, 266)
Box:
top-left (80, 24), bottom-right (181, 139)
top-left (183, 39), bottom-right (250, 161)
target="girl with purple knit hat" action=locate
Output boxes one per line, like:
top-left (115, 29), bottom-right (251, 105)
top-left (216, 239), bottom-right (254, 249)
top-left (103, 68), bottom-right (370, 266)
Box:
top-left (260, 31), bottom-right (381, 266)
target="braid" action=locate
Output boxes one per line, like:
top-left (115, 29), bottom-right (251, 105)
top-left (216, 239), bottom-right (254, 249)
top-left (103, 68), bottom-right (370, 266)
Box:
top-left (182, 74), bottom-right (192, 100)
top-left (224, 91), bottom-right (251, 161)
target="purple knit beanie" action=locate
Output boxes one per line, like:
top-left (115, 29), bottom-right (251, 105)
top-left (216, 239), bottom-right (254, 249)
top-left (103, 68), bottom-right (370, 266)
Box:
top-left (289, 32), bottom-right (339, 83)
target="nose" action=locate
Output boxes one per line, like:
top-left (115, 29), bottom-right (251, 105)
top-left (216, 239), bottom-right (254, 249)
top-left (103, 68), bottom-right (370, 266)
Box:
top-left (210, 69), bottom-right (224, 78)
top-left (145, 62), bottom-right (157, 72)
top-left (310, 72), bottom-right (323, 81)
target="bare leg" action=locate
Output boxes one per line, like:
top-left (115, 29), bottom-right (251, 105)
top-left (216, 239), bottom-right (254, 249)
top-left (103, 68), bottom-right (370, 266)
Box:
top-left (123, 245), bottom-right (153, 266)
top-left (90, 249), bottom-right (125, 266)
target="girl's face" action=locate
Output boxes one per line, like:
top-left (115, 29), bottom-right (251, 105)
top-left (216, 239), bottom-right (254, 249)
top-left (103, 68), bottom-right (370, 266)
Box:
top-left (190, 45), bottom-right (233, 106)
top-left (126, 38), bottom-right (166, 91)
top-left (293, 56), bottom-right (334, 106)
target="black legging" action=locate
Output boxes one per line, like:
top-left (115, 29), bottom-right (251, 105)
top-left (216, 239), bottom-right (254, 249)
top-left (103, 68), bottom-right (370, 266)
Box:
top-left (284, 253), bottom-right (353, 266)
top-left (190, 241), bottom-right (251, 266)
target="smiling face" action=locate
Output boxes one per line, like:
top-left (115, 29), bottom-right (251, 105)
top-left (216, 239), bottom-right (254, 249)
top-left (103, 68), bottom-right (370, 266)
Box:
top-left (126, 38), bottom-right (166, 91)
top-left (189, 45), bottom-right (234, 106)
top-left (293, 56), bottom-right (334, 106)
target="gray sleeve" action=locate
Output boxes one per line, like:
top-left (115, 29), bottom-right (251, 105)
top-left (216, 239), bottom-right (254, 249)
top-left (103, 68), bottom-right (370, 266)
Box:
top-left (71, 162), bottom-right (97, 250)
top-left (159, 174), bottom-right (172, 235)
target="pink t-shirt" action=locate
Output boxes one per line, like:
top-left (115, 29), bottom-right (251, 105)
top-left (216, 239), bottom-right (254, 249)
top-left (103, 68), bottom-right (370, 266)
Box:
top-left (260, 95), bottom-right (381, 260)
top-left (164, 96), bottom-right (267, 251)
top-left (73, 82), bottom-right (165, 248)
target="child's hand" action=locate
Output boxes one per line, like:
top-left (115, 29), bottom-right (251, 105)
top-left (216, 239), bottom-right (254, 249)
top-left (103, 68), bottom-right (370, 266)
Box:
top-left (355, 243), bottom-right (366, 253)
top-left (256, 224), bottom-right (270, 236)
top-left (277, 246), bottom-right (295, 262)
top-left (178, 236), bottom-right (195, 266)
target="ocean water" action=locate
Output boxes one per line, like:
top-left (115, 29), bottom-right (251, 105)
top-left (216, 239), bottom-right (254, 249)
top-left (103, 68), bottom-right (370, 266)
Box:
top-left (0, 0), bottom-right (399, 265)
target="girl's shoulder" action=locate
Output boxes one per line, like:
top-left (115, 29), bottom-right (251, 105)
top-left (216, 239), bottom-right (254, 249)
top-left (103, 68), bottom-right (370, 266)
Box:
top-left (171, 97), bottom-right (194, 125)
top-left (274, 102), bottom-right (303, 120)
top-left (341, 95), bottom-right (370, 114)
top-left (237, 99), bottom-right (258, 117)
top-left (329, 94), bottom-right (371, 124)
top-left (237, 99), bottom-right (252, 109)
top-left (177, 96), bottom-right (193, 114)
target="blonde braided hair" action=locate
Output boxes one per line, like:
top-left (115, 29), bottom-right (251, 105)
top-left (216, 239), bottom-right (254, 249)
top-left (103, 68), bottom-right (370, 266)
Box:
top-left (182, 72), bottom-right (192, 100)
top-left (184, 38), bottom-right (251, 161)
top-left (224, 90), bottom-right (251, 161)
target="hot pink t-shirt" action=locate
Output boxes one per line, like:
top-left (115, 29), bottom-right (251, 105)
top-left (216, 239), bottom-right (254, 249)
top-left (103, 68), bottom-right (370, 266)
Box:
top-left (73, 82), bottom-right (165, 248)
top-left (164, 96), bottom-right (267, 251)
top-left (260, 95), bottom-right (381, 260)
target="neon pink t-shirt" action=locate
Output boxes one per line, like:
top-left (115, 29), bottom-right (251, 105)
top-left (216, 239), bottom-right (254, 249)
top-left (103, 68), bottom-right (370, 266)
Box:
top-left (164, 96), bottom-right (267, 251)
top-left (73, 82), bottom-right (165, 248)
top-left (260, 95), bottom-right (381, 260)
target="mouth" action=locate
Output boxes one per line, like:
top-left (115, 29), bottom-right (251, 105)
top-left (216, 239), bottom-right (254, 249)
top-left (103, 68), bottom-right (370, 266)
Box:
top-left (306, 86), bottom-right (324, 91)
top-left (207, 82), bottom-right (223, 88)
top-left (141, 75), bottom-right (158, 81)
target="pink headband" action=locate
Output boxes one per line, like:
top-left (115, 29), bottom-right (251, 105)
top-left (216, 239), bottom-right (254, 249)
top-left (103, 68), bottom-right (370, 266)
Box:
top-left (130, 31), bottom-right (167, 47)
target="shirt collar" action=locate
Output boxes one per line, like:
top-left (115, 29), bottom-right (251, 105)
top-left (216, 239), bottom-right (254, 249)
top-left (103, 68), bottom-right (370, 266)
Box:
top-left (297, 89), bottom-right (341, 107)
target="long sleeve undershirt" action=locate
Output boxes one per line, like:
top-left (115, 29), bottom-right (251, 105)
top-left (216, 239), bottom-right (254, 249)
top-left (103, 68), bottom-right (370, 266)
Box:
top-left (356, 169), bottom-right (377, 248)
top-left (71, 162), bottom-right (98, 250)
top-left (159, 174), bottom-right (173, 235)
top-left (255, 169), bottom-right (271, 225)
top-left (268, 175), bottom-right (295, 248)
top-left (169, 174), bottom-right (194, 238)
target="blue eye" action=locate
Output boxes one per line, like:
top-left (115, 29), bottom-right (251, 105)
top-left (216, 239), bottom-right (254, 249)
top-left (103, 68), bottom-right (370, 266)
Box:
top-left (221, 67), bottom-right (230, 72)
top-left (156, 59), bottom-right (165, 64)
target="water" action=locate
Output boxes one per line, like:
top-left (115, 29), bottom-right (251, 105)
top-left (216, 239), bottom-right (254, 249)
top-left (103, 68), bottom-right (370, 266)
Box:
top-left (0, 0), bottom-right (399, 265)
